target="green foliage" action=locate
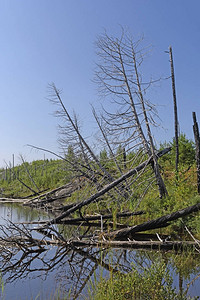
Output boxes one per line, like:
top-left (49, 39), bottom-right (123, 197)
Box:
top-left (177, 134), bottom-right (195, 166)
top-left (0, 159), bottom-right (71, 198)
top-left (89, 257), bottom-right (196, 300)
top-left (160, 133), bottom-right (195, 167)
top-left (171, 250), bottom-right (200, 281)
top-left (0, 133), bottom-right (199, 235)
top-left (99, 148), bottom-right (109, 168)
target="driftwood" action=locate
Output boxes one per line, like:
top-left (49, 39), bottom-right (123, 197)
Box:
top-left (39, 147), bottom-right (171, 228)
top-left (1, 201), bottom-right (200, 255)
top-left (107, 201), bottom-right (200, 240)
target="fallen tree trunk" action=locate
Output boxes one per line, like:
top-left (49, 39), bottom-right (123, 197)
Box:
top-left (0, 198), bottom-right (31, 203)
top-left (69, 239), bottom-right (197, 251)
top-left (39, 147), bottom-right (171, 228)
top-left (24, 181), bottom-right (82, 206)
top-left (0, 183), bottom-right (78, 205)
top-left (17, 211), bottom-right (144, 230)
top-left (21, 188), bottom-right (49, 199)
top-left (107, 201), bottom-right (200, 240)
top-left (17, 220), bottom-right (128, 228)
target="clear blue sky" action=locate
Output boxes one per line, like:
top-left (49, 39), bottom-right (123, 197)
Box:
top-left (0, 0), bottom-right (200, 167)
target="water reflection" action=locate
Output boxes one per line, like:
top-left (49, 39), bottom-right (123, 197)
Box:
top-left (0, 203), bottom-right (48, 225)
top-left (0, 204), bottom-right (199, 299)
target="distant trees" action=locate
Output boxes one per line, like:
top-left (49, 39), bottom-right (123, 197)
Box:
top-left (160, 133), bottom-right (195, 167)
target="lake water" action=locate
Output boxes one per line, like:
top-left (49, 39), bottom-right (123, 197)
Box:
top-left (0, 203), bottom-right (200, 299)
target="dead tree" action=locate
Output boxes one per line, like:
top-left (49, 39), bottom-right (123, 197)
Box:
top-left (19, 154), bottom-right (40, 193)
top-left (107, 201), bottom-right (200, 240)
top-left (48, 84), bottom-right (130, 202)
top-left (192, 112), bottom-right (200, 194)
top-left (49, 84), bottom-right (113, 181)
top-left (27, 144), bottom-right (104, 187)
top-left (169, 46), bottom-right (179, 176)
top-left (95, 29), bottom-right (167, 198)
top-left (3, 159), bottom-right (40, 196)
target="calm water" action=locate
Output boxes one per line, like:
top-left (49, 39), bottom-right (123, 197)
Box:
top-left (0, 203), bottom-right (199, 299)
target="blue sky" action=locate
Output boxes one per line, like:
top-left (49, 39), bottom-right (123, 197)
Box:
top-left (0, 0), bottom-right (200, 167)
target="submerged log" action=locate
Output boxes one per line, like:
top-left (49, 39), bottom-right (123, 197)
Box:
top-left (107, 201), bottom-right (200, 240)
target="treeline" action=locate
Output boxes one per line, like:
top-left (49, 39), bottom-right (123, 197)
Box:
top-left (0, 159), bottom-right (71, 198)
top-left (0, 132), bottom-right (196, 201)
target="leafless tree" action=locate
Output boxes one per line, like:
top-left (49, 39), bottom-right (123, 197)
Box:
top-left (94, 29), bottom-right (168, 198)
top-left (169, 46), bottom-right (179, 176)
top-left (19, 154), bottom-right (40, 193)
top-left (47, 83), bottom-right (137, 204)
top-left (48, 84), bottom-right (113, 180)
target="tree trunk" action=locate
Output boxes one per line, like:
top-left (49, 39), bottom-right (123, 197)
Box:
top-left (107, 201), bottom-right (200, 240)
top-left (169, 46), bottom-right (179, 177)
top-left (192, 112), bottom-right (200, 194)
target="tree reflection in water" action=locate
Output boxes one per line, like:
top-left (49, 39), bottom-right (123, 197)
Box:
top-left (0, 220), bottom-right (124, 299)
top-left (0, 223), bottom-right (200, 299)
top-left (0, 218), bottom-right (199, 299)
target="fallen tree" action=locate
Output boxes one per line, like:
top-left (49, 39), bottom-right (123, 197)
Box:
top-left (107, 201), bottom-right (200, 240)
top-left (2, 201), bottom-right (200, 252)
top-left (17, 210), bottom-right (144, 225)
top-left (38, 147), bottom-right (171, 229)
top-left (69, 239), bottom-right (197, 251)
top-left (2, 146), bottom-right (200, 253)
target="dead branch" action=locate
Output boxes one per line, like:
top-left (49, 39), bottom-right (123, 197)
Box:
top-left (19, 154), bottom-right (40, 193)
top-left (107, 201), bottom-right (200, 240)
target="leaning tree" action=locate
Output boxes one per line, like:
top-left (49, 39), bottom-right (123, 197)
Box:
top-left (94, 29), bottom-right (168, 198)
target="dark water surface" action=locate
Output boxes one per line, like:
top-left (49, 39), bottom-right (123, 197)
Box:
top-left (0, 203), bottom-right (200, 300)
